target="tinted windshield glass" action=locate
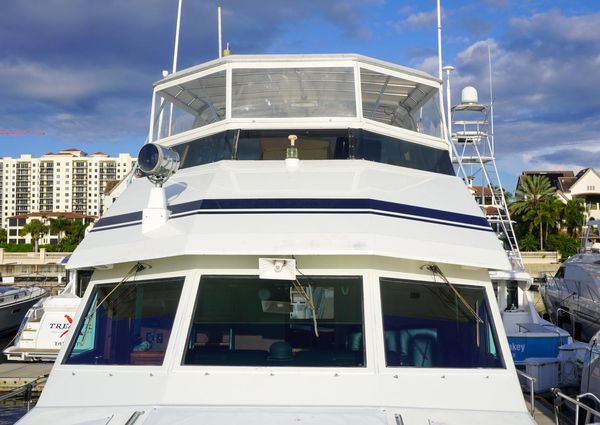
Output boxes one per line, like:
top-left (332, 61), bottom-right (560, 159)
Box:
top-left (171, 129), bottom-right (454, 175)
top-left (64, 277), bottom-right (184, 366)
top-left (183, 275), bottom-right (364, 367)
top-left (380, 278), bottom-right (504, 368)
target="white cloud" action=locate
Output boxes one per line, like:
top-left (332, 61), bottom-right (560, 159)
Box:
top-left (0, 59), bottom-right (152, 103)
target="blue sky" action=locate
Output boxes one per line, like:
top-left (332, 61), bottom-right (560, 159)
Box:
top-left (1, 0), bottom-right (599, 189)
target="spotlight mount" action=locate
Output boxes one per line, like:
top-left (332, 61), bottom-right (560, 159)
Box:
top-left (137, 143), bottom-right (180, 187)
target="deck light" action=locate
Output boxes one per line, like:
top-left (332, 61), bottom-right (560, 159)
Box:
top-left (137, 143), bottom-right (180, 187)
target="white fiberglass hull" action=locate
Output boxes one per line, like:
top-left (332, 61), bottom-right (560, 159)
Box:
top-left (0, 291), bottom-right (45, 334)
top-left (17, 405), bottom-right (536, 425)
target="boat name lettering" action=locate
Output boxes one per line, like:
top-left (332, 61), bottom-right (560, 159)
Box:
top-left (509, 342), bottom-right (526, 353)
top-left (49, 322), bottom-right (70, 330)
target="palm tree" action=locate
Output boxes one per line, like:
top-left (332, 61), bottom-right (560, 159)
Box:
top-left (0, 228), bottom-right (6, 244)
top-left (49, 217), bottom-right (72, 242)
top-left (510, 175), bottom-right (557, 249)
top-left (19, 219), bottom-right (49, 252)
top-left (562, 199), bottom-right (586, 237)
top-left (509, 175), bottom-right (556, 216)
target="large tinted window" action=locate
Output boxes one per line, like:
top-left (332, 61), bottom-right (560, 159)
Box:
top-left (64, 277), bottom-right (184, 366)
top-left (171, 130), bottom-right (236, 168)
top-left (171, 129), bottom-right (454, 175)
top-left (184, 275), bottom-right (364, 367)
top-left (354, 130), bottom-right (453, 174)
top-left (380, 278), bottom-right (504, 368)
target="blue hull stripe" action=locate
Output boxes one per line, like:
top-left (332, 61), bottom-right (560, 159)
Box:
top-left (91, 198), bottom-right (492, 233)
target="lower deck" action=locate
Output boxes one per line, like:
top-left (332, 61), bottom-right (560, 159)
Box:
top-left (24, 255), bottom-right (532, 423)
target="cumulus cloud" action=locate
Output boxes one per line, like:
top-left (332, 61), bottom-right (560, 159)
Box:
top-left (392, 8), bottom-right (444, 32)
top-left (446, 10), bottom-right (600, 182)
top-left (0, 59), bottom-right (151, 103)
top-left (0, 0), bottom-right (381, 155)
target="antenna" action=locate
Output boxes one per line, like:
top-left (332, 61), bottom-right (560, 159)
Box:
top-left (436, 0), bottom-right (443, 80)
top-left (488, 44), bottom-right (495, 155)
top-left (168, 0), bottom-right (183, 137)
top-left (442, 65), bottom-right (454, 137)
top-left (173, 0), bottom-right (183, 74)
top-left (218, 6), bottom-right (223, 58)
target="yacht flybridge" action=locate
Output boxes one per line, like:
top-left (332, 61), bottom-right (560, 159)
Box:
top-left (19, 54), bottom-right (535, 425)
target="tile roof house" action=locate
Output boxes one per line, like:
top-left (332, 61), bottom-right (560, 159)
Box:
top-left (516, 168), bottom-right (600, 221)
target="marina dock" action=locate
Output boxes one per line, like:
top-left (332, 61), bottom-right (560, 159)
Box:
top-left (0, 363), bottom-right (51, 393)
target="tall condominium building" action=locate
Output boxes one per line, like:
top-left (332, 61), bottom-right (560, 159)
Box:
top-left (0, 148), bottom-right (136, 230)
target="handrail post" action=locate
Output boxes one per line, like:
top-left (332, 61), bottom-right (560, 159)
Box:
top-left (553, 389), bottom-right (600, 424)
top-left (516, 369), bottom-right (536, 416)
top-left (26, 383), bottom-right (32, 411)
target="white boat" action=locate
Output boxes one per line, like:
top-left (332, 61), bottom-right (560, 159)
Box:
top-left (541, 223), bottom-right (600, 342)
top-left (0, 285), bottom-right (46, 334)
top-left (2, 270), bottom-right (90, 361)
top-left (18, 54), bottom-right (535, 424)
top-left (449, 86), bottom-right (571, 365)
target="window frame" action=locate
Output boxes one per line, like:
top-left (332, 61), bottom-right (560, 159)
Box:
top-left (374, 274), bottom-right (507, 371)
top-left (175, 271), bottom-right (378, 373)
top-left (62, 275), bottom-right (188, 368)
top-left (180, 274), bottom-right (367, 368)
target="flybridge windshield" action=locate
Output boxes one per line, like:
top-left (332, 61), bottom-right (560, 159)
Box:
top-left (152, 64), bottom-right (441, 140)
top-left (231, 67), bottom-right (356, 118)
top-left (170, 129), bottom-right (455, 175)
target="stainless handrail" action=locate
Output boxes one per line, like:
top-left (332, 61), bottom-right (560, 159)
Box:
top-left (516, 369), bottom-right (536, 416)
top-left (553, 388), bottom-right (600, 425)
top-left (556, 307), bottom-right (578, 337)
top-left (576, 393), bottom-right (600, 425)
top-left (0, 375), bottom-right (47, 411)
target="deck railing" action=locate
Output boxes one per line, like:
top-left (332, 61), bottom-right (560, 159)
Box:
top-left (553, 389), bottom-right (600, 425)
top-left (516, 369), bottom-right (536, 416)
top-left (0, 375), bottom-right (47, 412)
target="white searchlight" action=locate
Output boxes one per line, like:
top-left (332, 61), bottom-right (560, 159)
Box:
top-left (137, 143), bottom-right (180, 187)
top-left (137, 144), bottom-right (180, 233)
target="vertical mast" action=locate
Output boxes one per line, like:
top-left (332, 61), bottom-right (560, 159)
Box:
top-left (488, 44), bottom-right (495, 155)
top-left (173, 0), bottom-right (183, 74)
top-left (436, 0), bottom-right (443, 80)
top-left (218, 6), bottom-right (223, 58)
top-left (168, 0), bottom-right (183, 137)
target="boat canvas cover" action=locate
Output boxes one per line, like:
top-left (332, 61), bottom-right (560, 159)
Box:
top-left (68, 160), bottom-right (510, 270)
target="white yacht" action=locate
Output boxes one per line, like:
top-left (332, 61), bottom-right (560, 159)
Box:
top-left (0, 285), bottom-right (46, 334)
top-left (542, 224), bottom-right (600, 342)
top-left (448, 86), bottom-right (571, 365)
top-left (18, 54), bottom-right (535, 424)
top-left (3, 269), bottom-right (91, 361)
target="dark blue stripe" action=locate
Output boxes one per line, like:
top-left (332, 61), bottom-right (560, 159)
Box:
top-left (92, 198), bottom-right (491, 232)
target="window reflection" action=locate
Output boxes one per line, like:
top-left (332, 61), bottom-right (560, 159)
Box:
top-left (183, 275), bottom-right (364, 367)
top-left (380, 278), bottom-right (504, 368)
top-left (170, 129), bottom-right (454, 175)
top-left (64, 278), bottom-right (184, 366)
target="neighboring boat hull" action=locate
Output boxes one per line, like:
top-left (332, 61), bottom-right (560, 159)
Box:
top-left (3, 294), bottom-right (81, 361)
top-left (541, 286), bottom-right (600, 342)
top-left (0, 290), bottom-right (46, 334)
